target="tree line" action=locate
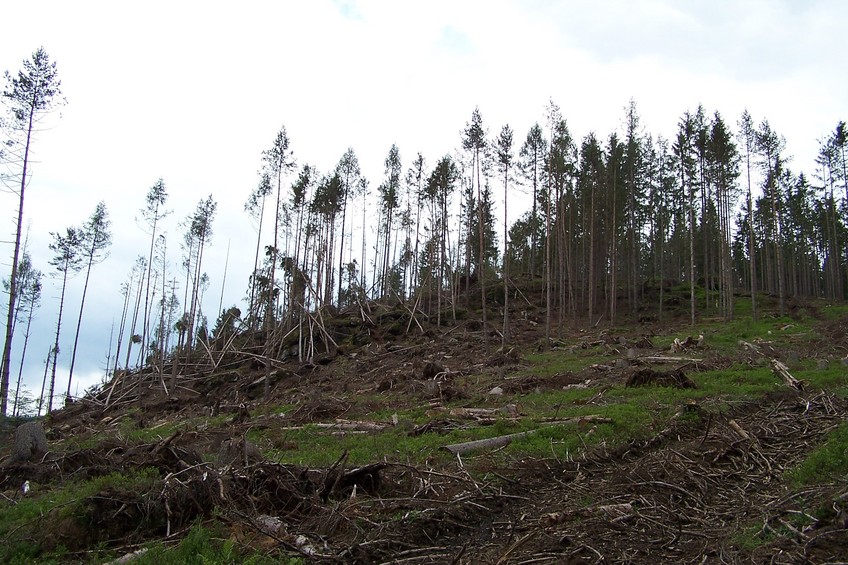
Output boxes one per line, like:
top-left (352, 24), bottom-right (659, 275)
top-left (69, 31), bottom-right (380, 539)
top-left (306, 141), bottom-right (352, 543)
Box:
top-left (2, 48), bottom-right (847, 415)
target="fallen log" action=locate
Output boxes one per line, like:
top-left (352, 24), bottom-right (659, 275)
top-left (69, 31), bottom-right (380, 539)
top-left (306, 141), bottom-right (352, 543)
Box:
top-left (278, 420), bottom-right (389, 432)
top-left (770, 359), bottom-right (804, 391)
top-left (639, 356), bottom-right (703, 364)
top-left (442, 415), bottom-right (610, 455)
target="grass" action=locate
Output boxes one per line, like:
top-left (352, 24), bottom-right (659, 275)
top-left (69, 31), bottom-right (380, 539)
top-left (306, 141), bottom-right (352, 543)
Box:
top-left (523, 351), bottom-right (608, 376)
top-left (281, 296), bottom-right (836, 468)
top-left (787, 422), bottom-right (848, 486)
top-left (132, 523), bottom-right (295, 565)
top-left (0, 468), bottom-right (160, 563)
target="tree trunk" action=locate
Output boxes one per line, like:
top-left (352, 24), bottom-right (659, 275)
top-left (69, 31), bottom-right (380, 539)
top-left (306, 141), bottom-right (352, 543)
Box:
top-left (48, 268), bottom-right (71, 412)
top-left (67, 226), bottom-right (102, 397)
top-left (0, 105), bottom-right (35, 416)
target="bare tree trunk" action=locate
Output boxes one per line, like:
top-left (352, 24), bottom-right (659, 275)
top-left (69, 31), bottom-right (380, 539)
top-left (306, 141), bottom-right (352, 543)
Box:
top-left (249, 194), bottom-right (266, 329)
top-left (502, 161), bottom-right (510, 346)
top-left (476, 150), bottom-right (487, 347)
top-left (0, 105), bottom-right (35, 416)
top-left (689, 179), bottom-right (696, 327)
top-left (48, 268), bottom-right (71, 412)
top-left (12, 306), bottom-right (35, 416)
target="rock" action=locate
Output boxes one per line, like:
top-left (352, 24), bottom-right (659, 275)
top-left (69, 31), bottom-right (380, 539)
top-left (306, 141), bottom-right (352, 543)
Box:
top-left (256, 514), bottom-right (284, 536)
top-left (488, 386), bottom-right (504, 396)
top-left (11, 421), bottom-right (48, 463)
top-left (616, 358), bottom-right (629, 369)
top-left (627, 348), bottom-right (637, 359)
top-left (787, 351), bottom-right (800, 364)
top-left (500, 404), bottom-right (519, 416)
top-left (817, 359), bottom-right (829, 370)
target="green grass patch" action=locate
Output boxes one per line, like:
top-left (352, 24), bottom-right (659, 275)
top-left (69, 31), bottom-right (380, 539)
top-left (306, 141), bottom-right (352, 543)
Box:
top-left (796, 364), bottom-right (848, 391)
top-left (787, 422), bottom-right (848, 486)
top-left (132, 523), bottom-right (294, 565)
top-left (512, 388), bottom-right (600, 414)
top-left (691, 366), bottom-right (782, 397)
top-left (821, 303), bottom-right (848, 319)
top-left (255, 423), bottom-right (463, 467)
top-left (522, 351), bottom-right (608, 376)
top-left (0, 467), bottom-right (160, 563)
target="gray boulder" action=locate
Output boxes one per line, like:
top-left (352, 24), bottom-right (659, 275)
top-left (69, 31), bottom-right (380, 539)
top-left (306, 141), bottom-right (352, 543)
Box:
top-left (11, 421), bottom-right (48, 463)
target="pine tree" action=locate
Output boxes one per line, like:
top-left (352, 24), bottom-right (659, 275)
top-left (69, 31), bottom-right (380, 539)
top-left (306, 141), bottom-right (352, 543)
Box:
top-left (262, 126), bottom-right (296, 400)
top-left (67, 202), bottom-right (111, 397)
top-left (738, 110), bottom-right (759, 319)
top-left (426, 156), bottom-right (459, 328)
top-left (577, 133), bottom-right (605, 321)
top-left (335, 148), bottom-right (361, 303)
top-left (707, 112), bottom-right (739, 320)
top-left (382, 145), bottom-right (402, 297)
top-left (463, 108), bottom-right (489, 337)
top-left (757, 120), bottom-right (788, 314)
top-left (139, 179), bottom-right (170, 369)
top-left (0, 47), bottom-right (64, 415)
top-left (184, 195), bottom-right (217, 360)
top-left (406, 153), bottom-right (427, 298)
top-left (622, 99), bottom-right (646, 314)
top-left (495, 125), bottom-right (514, 345)
top-left (518, 124), bottom-right (547, 277)
top-left (673, 112), bottom-right (698, 326)
top-left (245, 172), bottom-right (272, 329)
top-left (1, 252), bottom-right (41, 416)
top-left (47, 227), bottom-right (83, 412)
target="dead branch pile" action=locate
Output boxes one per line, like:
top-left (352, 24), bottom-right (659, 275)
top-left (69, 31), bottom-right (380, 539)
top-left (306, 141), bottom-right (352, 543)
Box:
top-left (456, 391), bottom-right (848, 563)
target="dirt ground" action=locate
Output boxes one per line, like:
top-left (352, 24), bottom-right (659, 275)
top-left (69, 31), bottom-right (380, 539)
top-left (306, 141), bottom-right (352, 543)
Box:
top-left (2, 297), bottom-right (847, 564)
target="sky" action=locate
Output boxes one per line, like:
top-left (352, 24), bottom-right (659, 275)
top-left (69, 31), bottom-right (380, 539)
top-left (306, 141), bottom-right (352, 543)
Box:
top-left (1, 0), bottom-right (846, 412)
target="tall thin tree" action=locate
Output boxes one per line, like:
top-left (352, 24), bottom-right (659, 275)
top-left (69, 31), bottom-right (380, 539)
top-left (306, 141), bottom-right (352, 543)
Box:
top-left (0, 47), bottom-right (64, 415)
top-left (139, 179), bottom-right (169, 368)
top-left (1, 252), bottom-right (42, 416)
top-left (463, 108), bottom-right (488, 337)
top-left (495, 124), bottom-right (514, 346)
top-left (738, 110), bottom-right (758, 320)
top-left (67, 202), bottom-right (111, 398)
top-left (262, 126), bottom-right (296, 400)
top-left (47, 227), bottom-right (83, 412)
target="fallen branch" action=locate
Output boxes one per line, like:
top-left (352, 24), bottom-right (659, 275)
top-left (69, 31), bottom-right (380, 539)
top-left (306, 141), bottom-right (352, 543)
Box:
top-left (739, 340), bottom-right (760, 352)
top-left (639, 356), bottom-right (703, 364)
top-left (728, 419), bottom-right (751, 441)
top-left (277, 420), bottom-right (390, 432)
top-left (770, 359), bottom-right (804, 391)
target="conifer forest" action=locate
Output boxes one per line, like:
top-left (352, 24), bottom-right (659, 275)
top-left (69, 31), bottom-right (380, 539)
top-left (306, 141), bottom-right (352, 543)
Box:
top-left (2, 45), bottom-right (848, 564)
top-left (2, 48), bottom-right (848, 415)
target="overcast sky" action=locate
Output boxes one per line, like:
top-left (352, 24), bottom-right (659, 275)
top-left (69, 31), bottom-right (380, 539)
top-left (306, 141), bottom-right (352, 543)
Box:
top-left (1, 0), bottom-right (846, 409)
